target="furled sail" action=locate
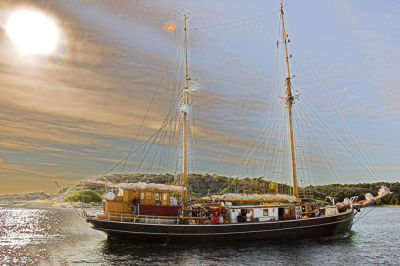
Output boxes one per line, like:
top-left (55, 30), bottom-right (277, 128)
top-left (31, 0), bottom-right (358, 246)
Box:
top-left (85, 180), bottom-right (185, 192)
top-left (198, 193), bottom-right (297, 203)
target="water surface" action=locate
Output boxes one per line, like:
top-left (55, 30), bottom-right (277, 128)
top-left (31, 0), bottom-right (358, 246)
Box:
top-left (0, 206), bottom-right (399, 265)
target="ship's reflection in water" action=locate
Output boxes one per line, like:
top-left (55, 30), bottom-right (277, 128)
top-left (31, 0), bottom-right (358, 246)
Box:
top-left (99, 234), bottom-right (357, 265)
top-left (0, 207), bottom-right (398, 265)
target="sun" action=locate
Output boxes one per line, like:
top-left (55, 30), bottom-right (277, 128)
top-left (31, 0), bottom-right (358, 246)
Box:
top-left (5, 9), bottom-right (60, 55)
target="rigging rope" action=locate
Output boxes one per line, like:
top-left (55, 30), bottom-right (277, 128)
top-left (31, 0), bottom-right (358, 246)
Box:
top-left (213, 15), bottom-right (278, 176)
top-left (352, 205), bottom-right (378, 225)
top-left (112, 31), bottom-right (190, 177)
top-left (303, 100), bottom-right (377, 180)
top-left (286, 17), bottom-right (379, 181)
top-left (120, 33), bottom-right (184, 171)
top-left (189, 8), bottom-right (281, 31)
top-left (104, 117), bottom-right (173, 174)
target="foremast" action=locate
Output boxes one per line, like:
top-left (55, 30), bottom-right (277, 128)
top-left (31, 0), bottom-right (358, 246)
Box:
top-left (182, 14), bottom-right (190, 209)
top-left (280, 4), bottom-right (299, 199)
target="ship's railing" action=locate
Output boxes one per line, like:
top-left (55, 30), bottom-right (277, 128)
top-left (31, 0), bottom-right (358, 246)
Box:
top-left (97, 213), bottom-right (213, 224)
top-left (133, 214), bottom-right (179, 224)
top-left (99, 212), bottom-right (180, 224)
top-left (85, 208), bottom-right (103, 217)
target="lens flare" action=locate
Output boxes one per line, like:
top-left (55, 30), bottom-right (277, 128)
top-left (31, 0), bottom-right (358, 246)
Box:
top-left (5, 9), bottom-right (60, 55)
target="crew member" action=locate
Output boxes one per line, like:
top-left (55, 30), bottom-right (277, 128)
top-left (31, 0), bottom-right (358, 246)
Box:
top-left (132, 197), bottom-right (140, 215)
top-left (170, 195), bottom-right (178, 206)
top-left (212, 213), bottom-right (219, 224)
top-left (219, 213), bottom-right (224, 224)
top-left (246, 210), bottom-right (252, 222)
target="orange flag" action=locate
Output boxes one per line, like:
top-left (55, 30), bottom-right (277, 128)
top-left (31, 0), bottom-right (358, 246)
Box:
top-left (165, 23), bottom-right (175, 31)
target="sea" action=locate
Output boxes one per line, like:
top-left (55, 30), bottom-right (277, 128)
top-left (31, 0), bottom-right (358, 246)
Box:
top-left (0, 206), bottom-right (399, 265)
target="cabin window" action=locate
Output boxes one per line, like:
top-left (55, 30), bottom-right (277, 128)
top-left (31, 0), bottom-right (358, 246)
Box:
top-left (146, 192), bottom-right (152, 200)
top-left (263, 208), bottom-right (269, 216)
top-left (155, 192), bottom-right (161, 201)
top-left (285, 209), bottom-right (289, 214)
top-left (140, 192), bottom-right (145, 200)
top-left (163, 193), bottom-right (168, 201)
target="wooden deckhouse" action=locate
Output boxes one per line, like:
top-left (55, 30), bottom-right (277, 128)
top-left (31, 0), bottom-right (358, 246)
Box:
top-left (86, 181), bottom-right (185, 220)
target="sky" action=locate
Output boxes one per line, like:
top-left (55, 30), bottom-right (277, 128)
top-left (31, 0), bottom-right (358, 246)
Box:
top-left (0, 0), bottom-right (399, 193)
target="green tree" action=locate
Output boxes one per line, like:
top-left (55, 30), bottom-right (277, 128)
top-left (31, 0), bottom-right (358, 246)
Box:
top-left (64, 189), bottom-right (102, 203)
top-left (269, 182), bottom-right (275, 192)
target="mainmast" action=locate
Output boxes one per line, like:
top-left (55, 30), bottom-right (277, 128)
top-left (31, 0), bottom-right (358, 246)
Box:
top-left (280, 4), bottom-right (299, 198)
top-left (182, 14), bottom-right (189, 208)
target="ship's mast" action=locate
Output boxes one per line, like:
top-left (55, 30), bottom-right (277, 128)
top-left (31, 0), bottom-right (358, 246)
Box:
top-left (280, 4), bottom-right (299, 198)
top-left (182, 14), bottom-right (189, 208)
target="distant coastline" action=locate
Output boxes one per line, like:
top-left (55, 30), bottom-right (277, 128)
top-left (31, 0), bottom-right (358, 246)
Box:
top-left (1, 174), bottom-right (399, 206)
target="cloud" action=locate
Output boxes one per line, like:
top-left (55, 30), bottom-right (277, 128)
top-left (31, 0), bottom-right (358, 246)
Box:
top-left (329, 1), bottom-right (400, 118)
top-left (0, 0), bottom-right (398, 193)
top-left (37, 162), bottom-right (59, 166)
top-left (0, 0), bottom-right (265, 191)
top-left (1, 161), bottom-right (56, 178)
top-left (0, 138), bottom-right (64, 152)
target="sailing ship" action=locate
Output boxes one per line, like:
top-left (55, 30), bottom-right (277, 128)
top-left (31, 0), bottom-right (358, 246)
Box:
top-left (85, 4), bottom-right (391, 242)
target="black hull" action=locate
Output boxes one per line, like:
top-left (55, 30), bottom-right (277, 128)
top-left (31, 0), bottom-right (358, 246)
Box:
top-left (87, 210), bottom-right (354, 243)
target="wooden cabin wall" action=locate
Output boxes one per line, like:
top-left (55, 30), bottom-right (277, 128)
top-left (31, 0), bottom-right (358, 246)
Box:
top-left (123, 189), bottom-right (138, 203)
top-left (104, 189), bottom-right (175, 214)
top-left (283, 207), bottom-right (291, 220)
top-left (105, 201), bottom-right (127, 213)
top-left (139, 190), bottom-right (171, 206)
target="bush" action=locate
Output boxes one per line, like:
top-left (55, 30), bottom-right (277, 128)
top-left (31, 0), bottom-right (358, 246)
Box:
top-left (64, 189), bottom-right (102, 203)
top-left (220, 187), bottom-right (229, 193)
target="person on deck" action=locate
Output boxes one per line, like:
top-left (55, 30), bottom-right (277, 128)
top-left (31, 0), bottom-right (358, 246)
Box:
top-left (132, 197), bottom-right (140, 215)
top-left (246, 210), bottom-right (252, 222)
top-left (219, 213), bottom-right (224, 224)
top-left (170, 195), bottom-right (178, 206)
top-left (237, 212), bottom-right (243, 223)
top-left (212, 213), bottom-right (219, 224)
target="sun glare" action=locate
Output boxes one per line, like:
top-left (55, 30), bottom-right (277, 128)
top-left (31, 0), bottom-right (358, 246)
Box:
top-left (5, 9), bottom-right (60, 55)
